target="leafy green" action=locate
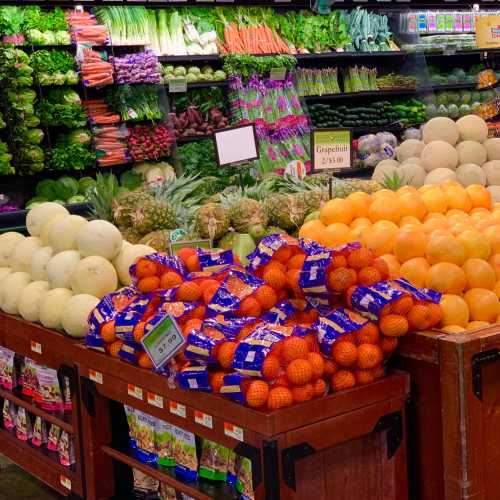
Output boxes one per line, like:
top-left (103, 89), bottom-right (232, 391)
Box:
top-left (171, 87), bottom-right (226, 114)
top-left (47, 133), bottom-right (95, 171)
top-left (105, 85), bottom-right (165, 122)
top-left (30, 49), bottom-right (75, 76)
top-left (223, 54), bottom-right (296, 80)
top-left (23, 6), bottom-right (67, 32)
top-left (35, 179), bottom-right (58, 200)
top-left (0, 6), bottom-right (25, 36)
top-left (37, 89), bottom-right (87, 128)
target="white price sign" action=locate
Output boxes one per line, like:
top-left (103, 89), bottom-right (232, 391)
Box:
top-left (127, 384), bottom-right (143, 401)
top-left (30, 341), bottom-right (42, 354)
top-left (141, 314), bottom-right (185, 369)
top-left (270, 67), bottom-right (287, 81)
top-left (195, 410), bottom-right (213, 429)
top-left (168, 78), bottom-right (187, 93)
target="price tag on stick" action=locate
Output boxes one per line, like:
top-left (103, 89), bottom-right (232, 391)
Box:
top-left (141, 314), bottom-right (185, 369)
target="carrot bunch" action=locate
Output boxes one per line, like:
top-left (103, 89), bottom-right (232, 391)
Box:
top-left (80, 48), bottom-right (113, 87)
top-left (83, 99), bottom-right (120, 125)
top-left (93, 125), bottom-right (129, 167)
top-left (219, 22), bottom-right (291, 55)
top-left (67, 11), bottom-right (109, 45)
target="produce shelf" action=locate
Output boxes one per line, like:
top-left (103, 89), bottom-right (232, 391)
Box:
top-left (101, 446), bottom-right (238, 500)
top-left (0, 427), bottom-right (79, 497)
top-left (0, 388), bottom-right (73, 433)
top-left (303, 89), bottom-right (417, 101)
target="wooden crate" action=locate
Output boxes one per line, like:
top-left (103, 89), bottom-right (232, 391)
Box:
top-left (0, 313), bottom-right (85, 498)
top-left (395, 325), bottom-right (500, 500)
top-left (76, 345), bottom-right (410, 500)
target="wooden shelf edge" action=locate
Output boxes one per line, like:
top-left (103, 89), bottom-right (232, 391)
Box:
top-left (0, 388), bottom-right (73, 434)
top-left (101, 446), bottom-right (237, 500)
top-left (0, 427), bottom-right (80, 496)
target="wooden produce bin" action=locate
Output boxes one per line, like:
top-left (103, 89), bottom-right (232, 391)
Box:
top-left (0, 313), bottom-right (85, 498)
top-left (76, 345), bottom-right (410, 500)
top-left (395, 326), bottom-right (500, 500)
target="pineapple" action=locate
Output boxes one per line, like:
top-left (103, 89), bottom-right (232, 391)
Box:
top-left (262, 194), bottom-right (306, 231)
top-left (223, 196), bottom-right (268, 233)
top-left (194, 203), bottom-right (230, 240)
top-left (119, 226), bottom-right (143, 244)
top-left (87, 173), bottom-right (122, 222)
top-left (139, 230), bottom-right (172, 251)
top-left (131, 199), bottom-right (177, 235)
top-left (112, 187), bottom-right (154, 227)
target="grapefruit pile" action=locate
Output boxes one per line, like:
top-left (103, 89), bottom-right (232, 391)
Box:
top-left (300, 182), bottom-right (500, 334)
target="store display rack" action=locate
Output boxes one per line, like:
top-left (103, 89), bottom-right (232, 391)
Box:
top-left (0, 313), bottom-right (85, 498)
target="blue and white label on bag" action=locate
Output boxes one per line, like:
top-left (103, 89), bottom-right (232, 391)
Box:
top-left (141, 314), bottom-right (185, 369)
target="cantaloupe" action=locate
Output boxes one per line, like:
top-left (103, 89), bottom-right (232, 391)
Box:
top-left (464, 288), bottom-right (499, 322)
top-left (26, 202), bottom-right (68, 237)
top-left (61, 294), bottom-right (99, 338)
top-left (30, 246), bottom-right (54, 281)
top-left (46, 250), bottom-right (81, 289)
top-left (482, 160), bottom-right (500, 186)
top-left (77, 220), bottom-right (123, 260)
top-left (457, 115), bottom-right (488, 142)
top-left (48, 215), bottom-right (88, 253)
top-left (372, 162), bottom-right (398, 183)
top-left (421, 141), bottom-right (458, 172)
top-left (0, 272), bottom-right (31, 314)
top-left (0, 232), bottom-right (24, 266)
top-left (70, 256), bottom-right (118, 298)
top-left (424, 168), bottom-right (458, 185)
top-left (398, 163), bottom-right (426, 187)
top-left (113, 243), bottom-right (155, 285)
top-left (18, 280), bottom-right (50, 322)
top-left (456, 164), bottom-right (487, 187)
top-left (0, 267), bottom-right (11, 284)
top-left (11, 236), bottom-right (42, 273)
top-left (401, 156), bottom-right (422, 166)
top-left (40, 213), bottom-right (66, 246)
top-left (395, 140), bottom-right (425, 161)
top-left (422, 117), bottom-right (459, 145)
top-left (487, 186), bottom-right (500, 203)
top-left (483, 138), bottom-right (500, 161)
top-left (456, 141), bottom-right (487, 166)
top-left (39, 288), bottom-right (73, 329)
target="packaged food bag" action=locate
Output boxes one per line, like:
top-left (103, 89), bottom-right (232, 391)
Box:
top-left (227, 449), bottom-right (238, 487)
top-left (197, 248), bottom-right (235, 272)
top-left (0, 347), bottom-right (16, 390)
top-left (58, 431), bottom-right (75, 467)
top-left (172, 425), bottom-right (198, 481)
top-left (34, 366), bottom-right (63, 411)
top-left (133, 469), bottom-right (159, 497)
top-left (199, 439), bottom-right (230, 482)
top-left (159, 483), bottom-right (177, 500)
top-left (133, 410), bottom-right (158, 464)
top-left (47, 424), bottom-right (61, 451)
top-left (247, 233), bottom-right (300, 273)
top-left (62, 376), bottom-right (72, 412)
top-left (130, 253), bottom-right (187, 293)
top-left (124, 405), bottom-right (138, 449)
top-left (236, 456), bottom-right (254, 500)
top-left (2, 400), bottom-right (16, 431)
top-left (15, 407), bottom-right (32, 442)
top-left (31, 416), bottom-right (47, 447)
top-left (176, 363), bottom-right (211, 392)
top-left (155, 419), bottom-right (175, 467)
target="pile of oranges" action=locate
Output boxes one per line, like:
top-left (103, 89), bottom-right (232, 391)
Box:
top-left (300, 182), bottom-right (500, 334)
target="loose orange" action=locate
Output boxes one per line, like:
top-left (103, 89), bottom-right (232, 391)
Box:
top-left (368, 197), bottom-right (401, 224)
top-left (320, 223), bottom-right (350, 247)
top-left (426, 234), bottom-right (466, 265)
top-left (299, 219), bottom-right (325, 242)
top-left (398, 192), bottom-right (427, 221)
top-left (357, 344), bottom-right (383, 369)
top-left (462, 258), bottom-right (496, 290)
top-left (466, 321), bottom-right (491, 331)
top-left (332, 340), bottom-right (358, 367)
top-left (457, 229), bottom-right (491, 260)
top-left (331, 370), bottom-right (356, 391)
top-left (466, 184), bottom-right (492, 210)
top-left (379, 314), bottom-right (409, 337)
top-left (439, 294), bottom-right (470, 327)
top-left (394, 229), bottom-right (427, 262)
top-left (464, 288), bottom-right (500, 322)
top-left (379, 255), bottom-right (401, 279)
top-left (347, 192), bottom-right (372, 218)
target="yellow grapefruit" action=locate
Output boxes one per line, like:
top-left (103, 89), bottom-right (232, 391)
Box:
top-left (426, 263), bottom-right (467, 294)
top-left (398, 193), bottom-right (427, 221)
top-left (350, 217), bottom-right (372, 229)
top-left (346, 192), bottom-right (371, 219)
top-left (320, 223), bottom-right (350, 247)
top-left (462, 258), bottom-right (496, 290)
top-left (399, 257), bottom-right (430, 288)
top-left (394, 229), bottom-right (427, 262)
top-left (368, 197), bottom-right (401, 224)
top-left (379, 254), bottom-right (401, 279)
top-left (421, 187), bottom-right (447, 214)
top-left (457, 229), bottom-right (491, 260)
top-left (444, 186), bottom-right (472, 213)
top-left (466, 184), bottom-right (492, 210)
top-left (426, 234), bottom-right (466, 265)
top-left (464, 288), bottom-right (500, 322)
top-left (364, 224), bottom-right (398, 256)
top-left (320, 198), bottom-right (353, 225)
top-left (439, 294), bottom-right (470, 327)
top-left (299, 219), bottom-right (325, 242)
top-left (489, 254), bottom-right (500, 279)
top-left (482, 225), bottom-right (500, 255)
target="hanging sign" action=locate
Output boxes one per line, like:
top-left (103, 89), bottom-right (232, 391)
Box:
top-left (141, 314), bottom-right (185, 369)
top-left (213, 124), bottom-right (259, 167)
top-left (168, 78), bottom-right (187, 93)
top-left (311, 128), bottom-right (352, 173)
top-left (476, 15), bottom-right (500, 49)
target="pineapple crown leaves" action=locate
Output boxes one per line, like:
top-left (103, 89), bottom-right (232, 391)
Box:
top-left (153, 173), bottom-right (207, 209)
top-left (382, 171), bottom-right (407, 191)
top-left (87, 172), bottom-right (121, 222)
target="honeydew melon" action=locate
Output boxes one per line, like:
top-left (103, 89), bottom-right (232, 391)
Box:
top-left (47, 250), bottom-right (81, 289)
top-left (77, 220), bottom-right (123, 260)
top-left (11, 236), bottom-right (41, 273)
top-left (0, 232), bottom-right (24, 266)
top-left (424, 168), bottom-right (458, 185)
top-left (483, 138), bottom-right (500, 161)
top-left (456, 115), bottom-right (488, 142)
top-left (483, 160), bottom-right (500, 186)
top-left (0, 267), bottom-right (11, 284)
top-left (422, 117), bottom-right (459, 145)
top-left (456, 163), bottom-right (487, 186)
top-left (456, 141), bottom-right (487, 166)
top-left (395, 140), bottom-right (425, 161)
top-left (48, 215), bottom-right (88, 253)
top-left (26, 202), bottom-right (68, 237)
top-left (421, 141), bottom-right (459, 172)
top-left (40, 213), bottom-right (66, 246)
top-left (61, 294), bottom-right (99, 338)
top-left (0, 272), bottom-right (31, 314)
top-left (39, 288), bottom-right (73, 329)
top-left (30, 246), bottom-right (54, 281)
top-left (18, 280), bottom-right (50, 322)
top-left (112, 243), bottom-right (155, 286)
top-left (70, 256), bottom-right (118, 299)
